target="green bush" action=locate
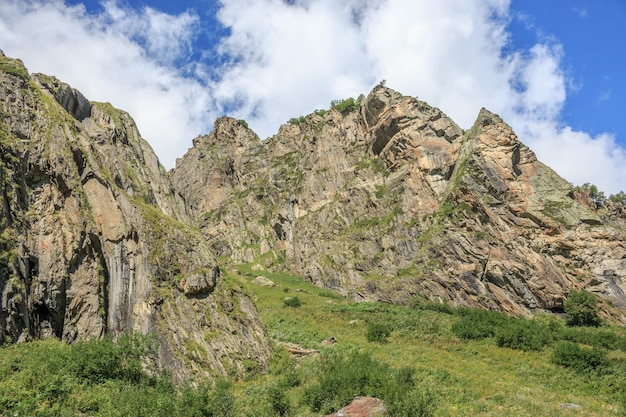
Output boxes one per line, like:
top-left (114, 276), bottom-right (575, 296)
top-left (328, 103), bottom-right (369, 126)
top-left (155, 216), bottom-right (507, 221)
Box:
top-left (451, 308), bottom-right (510, 340)
top-left (551, 341), bottom-right (610, 374)
top-left (68, 336), bottom-right (123, 384)
top-left (283, 296), bottom-right (302, 308)
top-left (301, 350), bottom-right (390, 413)
top-left (206, 379), bottom-right (236, 417)
top-left (0, 335), bottom-right (237, 416)
top-left (560, 327), bottom-right (623, 350)
top-left (267, 385), bottom-right (291, 417)
top-left (608, 191), bottom-right (626, 204)
top-left (288, 116), bottom-right (307, 125)
top-left (300, 350), bottom-right (436, 416)
top-left (565, 290), bottom-right (601, 327)
top-left (385, 387), bottom-right (437, 417)
top-left (495, 320), bottom-right (552, 351)
top-left (366, 323), bottom-right (391, 343)
top-left (330, 94), bottom-right (364, 115)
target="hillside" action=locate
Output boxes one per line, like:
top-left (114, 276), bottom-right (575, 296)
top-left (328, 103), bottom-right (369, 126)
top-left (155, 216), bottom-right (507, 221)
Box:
top-left (0, 51), bottom-right (270, 382)
top-left (172, 85), bottom-right (626, 321)
top-left (1, 49), bottom-right (626, 415)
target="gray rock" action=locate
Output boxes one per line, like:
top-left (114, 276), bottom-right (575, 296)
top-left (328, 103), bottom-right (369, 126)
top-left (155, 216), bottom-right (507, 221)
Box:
top-left (253, 276), bottom-right (276, 287)
top-left (171, 85), bottom-right (626, 321)
top-left (0, 53), bottom-right (271, 382)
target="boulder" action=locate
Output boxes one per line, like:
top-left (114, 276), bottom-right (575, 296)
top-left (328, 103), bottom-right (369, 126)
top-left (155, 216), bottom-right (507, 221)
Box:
top-left (324, 397), bottom-right (386, 417)
top-left (253, 276), bottom-right (276, 287)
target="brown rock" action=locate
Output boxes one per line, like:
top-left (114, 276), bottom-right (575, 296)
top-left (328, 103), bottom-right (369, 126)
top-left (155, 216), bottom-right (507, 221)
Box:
top-left (171, 85), bottom-right (626, 321)
top-left (324, 397), bottom-right (386, 417)
top-left (0, 52), bottom-right (271, 382)
top-left (252, 276), bottom-right (276, 287)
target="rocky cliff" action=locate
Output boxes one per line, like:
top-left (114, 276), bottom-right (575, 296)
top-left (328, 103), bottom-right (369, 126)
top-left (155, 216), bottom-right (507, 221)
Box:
top-left (172, 85), bottom-right (626, 321)
top-left (0, 51), bottom-right (270, 382)
top-left (2, 44), bottom-right (626, 384)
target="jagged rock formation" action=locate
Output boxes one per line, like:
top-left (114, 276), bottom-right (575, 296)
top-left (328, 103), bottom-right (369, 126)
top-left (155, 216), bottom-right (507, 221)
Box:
top-left (0, 51), bottom-right (271, 381)
top-left (2, 44), bottom-right (626, 385)
top-left (172, 85), bottom-right (626, 321)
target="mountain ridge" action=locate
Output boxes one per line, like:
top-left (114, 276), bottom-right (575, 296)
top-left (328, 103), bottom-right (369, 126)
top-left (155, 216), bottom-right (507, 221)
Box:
top-left (1, 48), bottom-right (625, 384)
top-left (171, 84), bottom-right (626, 321)
top-left (0, 51), bottom-right (270, 382)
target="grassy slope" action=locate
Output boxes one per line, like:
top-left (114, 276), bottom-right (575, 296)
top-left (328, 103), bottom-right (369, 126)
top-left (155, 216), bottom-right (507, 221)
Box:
top-left (230, 263), bottom-right (625, 417)
top-left (0, 262), bottom-right (624, 416)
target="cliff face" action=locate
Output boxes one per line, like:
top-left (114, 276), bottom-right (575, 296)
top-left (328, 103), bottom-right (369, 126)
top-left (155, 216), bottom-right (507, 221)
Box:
top-left (0, 51), bottom-right (270, 381)
top-left (2, 44), bottom-right (626, 382)
top-left (172, 85), bottom-right (626, 321)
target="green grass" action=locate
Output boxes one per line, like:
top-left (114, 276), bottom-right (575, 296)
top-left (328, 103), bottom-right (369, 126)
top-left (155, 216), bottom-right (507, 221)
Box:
top-left (228, 265), bottom-right (626, 416)
top-left (1, 264), bottom-right (625, 416)
top-left (0, 58), bottom-right (28, 79)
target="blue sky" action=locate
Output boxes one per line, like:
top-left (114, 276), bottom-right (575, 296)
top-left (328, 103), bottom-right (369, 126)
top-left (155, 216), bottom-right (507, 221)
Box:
top-left (1, 0), bottom-right (624, 193)
top-left (509, 1), bottom-right (625, 140)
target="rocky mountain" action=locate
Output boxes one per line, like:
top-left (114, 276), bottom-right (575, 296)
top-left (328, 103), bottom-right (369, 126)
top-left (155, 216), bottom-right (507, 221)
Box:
top-left (172, 85), bottom-right (626, 322)
top-left (2, 45), bottom-right (626, 384)
top-left (0, 51), bottom-right (270, 382)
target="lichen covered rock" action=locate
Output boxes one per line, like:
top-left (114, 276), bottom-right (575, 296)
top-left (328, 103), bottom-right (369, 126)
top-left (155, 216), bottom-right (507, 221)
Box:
top-left (172, 85), bottom-right (626, 321)
top-left (0, 51), bottom-right (270, 381)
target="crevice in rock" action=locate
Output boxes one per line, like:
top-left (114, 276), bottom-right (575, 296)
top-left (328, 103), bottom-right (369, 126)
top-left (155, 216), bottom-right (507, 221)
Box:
top-left (90, 233), bottom-right (110, 333)
top-left (72, 147), bottom-right (86, 177)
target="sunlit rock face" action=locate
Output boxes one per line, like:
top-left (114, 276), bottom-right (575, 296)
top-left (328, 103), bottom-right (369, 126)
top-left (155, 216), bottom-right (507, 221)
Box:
top-left (0, 51), bottom-right (271, 382)
top-left (173, 84), bottom-right (626, 322)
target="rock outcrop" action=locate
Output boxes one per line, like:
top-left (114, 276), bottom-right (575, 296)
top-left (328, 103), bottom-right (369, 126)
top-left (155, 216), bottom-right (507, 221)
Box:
top-left (324, 396), bottom-right (386, 417)
top-left (172, 85), bottom-right (626, 321)
top-left (2, 44), bottom-right (626, 385)
top-left (0, 51), bottom-right (270, 381)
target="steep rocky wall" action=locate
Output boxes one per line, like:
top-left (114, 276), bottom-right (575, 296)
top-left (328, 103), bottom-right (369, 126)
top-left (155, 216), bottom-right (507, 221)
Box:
top-left (173, 85), bottom-right (626, 321)
top-left (0, 51), bottom-right (270, 381)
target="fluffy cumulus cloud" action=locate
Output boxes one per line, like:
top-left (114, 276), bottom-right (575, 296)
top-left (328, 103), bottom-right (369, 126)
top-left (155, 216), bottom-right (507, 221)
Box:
top-left (0, 0), bottom-right (625, 193)
top-left (0, 0), bottom-right (216, 169)
top-left (213, 0), bottom-right (376, 136)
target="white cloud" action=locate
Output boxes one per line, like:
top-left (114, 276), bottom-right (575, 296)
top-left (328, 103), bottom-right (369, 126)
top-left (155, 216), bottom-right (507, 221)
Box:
top-left (0, 0), bottom-right (216, 169)
top-left (213, 0), bottom-right (376, 136)
top-left (525, 125), bottom-right (626, 194)
top-left (598, 90), bottom-right (612, 103)
top-left (0, 0), bottom-right (625, 193)
top-left (573, 7), bottom-right (589, 19)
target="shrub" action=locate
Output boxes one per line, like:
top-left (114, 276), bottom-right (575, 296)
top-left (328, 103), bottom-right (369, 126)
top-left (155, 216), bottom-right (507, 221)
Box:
top-left (283, 296), bottom-right (302, 308)
top-left (366, 323), bottom-right (391, 343)
top-left (385, 388), bottom-right (437, 417)
top-left (301, 350), bottom-right (436, 416)
top-left (451, 308), bottom-right (510, 340)
top-left (330, 94), bottom-right (364, 115)
top-left (551, 341), bottom-right (609, 373)
top-left (267, 385), bottom-right (291, 417)
top-left (205, 379), bottom-right (236, 417)
top-left (608, 191), bottom-right (626, 204)
top-left (560, 327), bottom-right (623, 350)
top-left (565, 290), bottom-right (601, 327)
top-left (68, 336), bottom-right (123, 384)
top-left (495, 320), bottom-right (552, 351)
top-left (288, 116), bottom-right (306, 125)
top-left (301, 350), bottom-right (390, 413)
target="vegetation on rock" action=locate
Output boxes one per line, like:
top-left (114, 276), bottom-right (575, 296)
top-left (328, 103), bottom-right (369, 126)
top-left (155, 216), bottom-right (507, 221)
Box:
top-left (330, 94), bottom-right (364, 114)
top-left (2, 49), bottom-right (626, 416)
top-left (565, 289), bottom-right (602, 327)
